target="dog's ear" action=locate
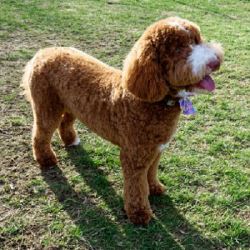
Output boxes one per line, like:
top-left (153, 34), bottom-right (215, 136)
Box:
top-left (122, 39), bottom-right (169, 102)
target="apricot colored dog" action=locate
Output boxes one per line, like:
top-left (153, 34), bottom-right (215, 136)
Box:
top-left (22, 17), bottom-right (223, 224)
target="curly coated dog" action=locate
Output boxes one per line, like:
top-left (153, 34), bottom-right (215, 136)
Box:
top-left (22, 17), bottom-right (224, 225)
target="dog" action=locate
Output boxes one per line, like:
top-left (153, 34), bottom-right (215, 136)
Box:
top-left (22, 17), bottom-right (224, 225)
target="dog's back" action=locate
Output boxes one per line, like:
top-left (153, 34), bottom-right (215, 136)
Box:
top-left (21, 47), bottom-right (119, 100)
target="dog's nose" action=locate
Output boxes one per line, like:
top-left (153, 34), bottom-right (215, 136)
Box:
top-left (207, 59), bottom-right (220, 71)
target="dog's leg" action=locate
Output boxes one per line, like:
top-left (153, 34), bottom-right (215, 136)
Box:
top-left (32, 124), bottom-right (58, 167)
top-left (147, 153), bottom-right (166, 195)
top-left (31, 100), bottom-right (63, 168)
top-left (120, 149), bottom-right (155, 225)
top-left (59, 112), bottom-right (79, 146)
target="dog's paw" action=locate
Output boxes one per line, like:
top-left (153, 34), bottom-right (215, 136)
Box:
top-left (68, 137), bottom-right (80, 146)
top-left (149, 182), bottom-right (166, 195)
top-left (36, 155), bottom-right (58, 168)
top-left (127, 208), bottom-right (154, 225)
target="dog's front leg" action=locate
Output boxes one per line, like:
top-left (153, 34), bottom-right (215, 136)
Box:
top-left (120, 148), bottom-right (156, 225)
top-left (147, 152), bottom-right (166, 195)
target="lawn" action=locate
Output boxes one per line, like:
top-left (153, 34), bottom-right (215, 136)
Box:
top-left (0, 0), bottom-right (249, 249)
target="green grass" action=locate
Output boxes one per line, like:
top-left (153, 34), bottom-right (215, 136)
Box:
top-left (0, 0), bottom-right (249, 249)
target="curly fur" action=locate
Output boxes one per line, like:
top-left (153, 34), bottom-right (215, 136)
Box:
top-left (22, 17), bottom-right (223, 225)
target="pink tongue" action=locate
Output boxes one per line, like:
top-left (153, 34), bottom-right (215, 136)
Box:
top-left (195, 75), bottom-right (215, 92)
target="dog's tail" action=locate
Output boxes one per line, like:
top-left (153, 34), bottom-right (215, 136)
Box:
top-left (20, 52), bottom-right (38, 102)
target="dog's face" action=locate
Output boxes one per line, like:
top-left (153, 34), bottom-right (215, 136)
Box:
top-left (157, 17), bottom-right (224, 95)
top-left (123, 17), bottom-right (224, 102)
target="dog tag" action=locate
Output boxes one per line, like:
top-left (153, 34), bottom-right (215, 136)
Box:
top-left (179, 98), bottom-right (196, 115)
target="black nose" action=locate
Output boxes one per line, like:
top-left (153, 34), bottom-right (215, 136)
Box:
top-left (207, 59), bottom-right (220, 71)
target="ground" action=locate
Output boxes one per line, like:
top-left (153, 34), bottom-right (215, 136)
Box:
top-left (0, 0), bottom-right (249, 249)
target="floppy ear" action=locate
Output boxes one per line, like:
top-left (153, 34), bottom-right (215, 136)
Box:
top-left (122, 39), bottom-right (169, 102)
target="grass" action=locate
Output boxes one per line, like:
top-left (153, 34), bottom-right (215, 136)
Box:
top-left (0, 0), bottom-right (249, 249)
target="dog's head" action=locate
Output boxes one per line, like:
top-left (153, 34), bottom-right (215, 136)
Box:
top-left (122, 17), bottom-right (224, 102)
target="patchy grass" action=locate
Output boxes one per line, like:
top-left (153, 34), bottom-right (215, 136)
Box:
top-left (0, 0), bottom-right (249, 249)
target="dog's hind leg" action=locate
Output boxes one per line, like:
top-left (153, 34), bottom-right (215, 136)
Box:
top-left (31, 94), bottom-right (64, 168)
top-left (58, 112), bottom-right (79, 146)
top-left (147, 153), bottom-right (166, 195)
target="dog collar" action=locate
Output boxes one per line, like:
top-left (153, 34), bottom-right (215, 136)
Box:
top-left (164, 91), bottom-right (196, 115)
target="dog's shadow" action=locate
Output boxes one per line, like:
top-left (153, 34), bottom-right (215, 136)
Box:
top-left (41, 144), bottom-right (222, 249)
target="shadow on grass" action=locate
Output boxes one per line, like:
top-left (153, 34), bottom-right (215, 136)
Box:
top-left (41, 145), bottom-right (223, 250)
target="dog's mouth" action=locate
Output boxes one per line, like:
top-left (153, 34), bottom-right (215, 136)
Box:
top-left (173, 75), bottom-right (216, 97)
top-left (192, 75), bottom-right (215, 93)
